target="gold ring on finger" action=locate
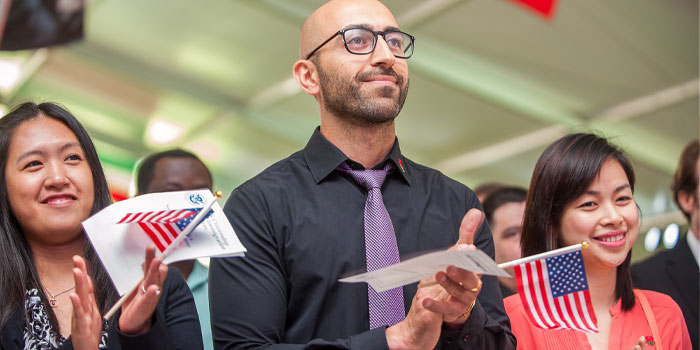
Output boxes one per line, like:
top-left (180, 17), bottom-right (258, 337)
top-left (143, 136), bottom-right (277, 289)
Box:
top-left (468, 279), bottom-right (482, 292)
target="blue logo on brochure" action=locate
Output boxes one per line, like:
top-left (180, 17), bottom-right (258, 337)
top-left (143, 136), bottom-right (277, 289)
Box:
top-left (187, 193), bottom-right (205, 206)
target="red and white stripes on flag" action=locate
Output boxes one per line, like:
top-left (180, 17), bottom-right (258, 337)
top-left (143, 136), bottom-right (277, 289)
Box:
top-left (513, 250), bottom-right (599, 333)
top-left (118, 209), bottom-right (198, 252)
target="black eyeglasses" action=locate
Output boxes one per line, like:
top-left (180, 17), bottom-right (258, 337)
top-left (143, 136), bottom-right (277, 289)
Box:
top-left (306, 27), bottom-right (415, 60)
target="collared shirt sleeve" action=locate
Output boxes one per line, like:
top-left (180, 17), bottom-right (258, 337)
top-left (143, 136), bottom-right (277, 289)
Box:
top-left (209, 184), bottom-right (389, 350)
top-left (436, 189), bottom-right (516, 350)
top-left (438, 291), bottom-right (515, 349)
top-left (115, 269), bottom-right (203, 350)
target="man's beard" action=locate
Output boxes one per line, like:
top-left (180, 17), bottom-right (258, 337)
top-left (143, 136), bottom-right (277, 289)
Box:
top-left (316, 61), bottom-right (409, 126)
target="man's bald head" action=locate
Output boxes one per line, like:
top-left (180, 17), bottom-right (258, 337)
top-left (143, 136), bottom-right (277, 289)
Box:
top-left (293, 0), bottom-right (409, 126)
top-left (299, 0), bottom-right (398, 60)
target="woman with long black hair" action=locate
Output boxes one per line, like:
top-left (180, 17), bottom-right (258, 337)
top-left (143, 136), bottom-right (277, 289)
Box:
top-left (505, 133), bottom-right (691, 350)
top-left (0, 102), bottom-right (203, 349)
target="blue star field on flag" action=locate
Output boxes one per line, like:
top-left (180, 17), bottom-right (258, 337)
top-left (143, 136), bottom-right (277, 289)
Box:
top-left (174, 208), bottom-right (214, 230)
top-left (546, 251), bottom-right (589, 298)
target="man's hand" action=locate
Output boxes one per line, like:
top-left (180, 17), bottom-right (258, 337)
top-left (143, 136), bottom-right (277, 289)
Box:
top-left (386, 278), bottom-right (444, 349)
top-left (385, 209), bottom-right (486, 348)
top-left (424, 209), bottom-right (484, 328)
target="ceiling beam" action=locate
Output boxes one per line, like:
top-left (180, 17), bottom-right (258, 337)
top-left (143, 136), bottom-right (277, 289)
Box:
top-left (64, 41), bottom-right (310, 146)
top-left (246, 76), bottom-right (300, 109)
top-left (592, 78), bottom-right (699, 122)
top-left (433, 125), bottom-right (568, 173)
top-left (66, 41), bottom-right (248, 110)
top-left (431, 75), bottom-right (695, 176)
top-left (410, 39), bottom-right (584, 127)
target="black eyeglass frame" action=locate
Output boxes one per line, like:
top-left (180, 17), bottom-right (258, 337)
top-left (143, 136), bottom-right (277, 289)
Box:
top-left (305, 27), bottom-right (415, 60)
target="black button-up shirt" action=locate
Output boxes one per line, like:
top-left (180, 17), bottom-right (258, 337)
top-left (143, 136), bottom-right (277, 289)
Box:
top-left (210, 128), bottom-right (515, 349)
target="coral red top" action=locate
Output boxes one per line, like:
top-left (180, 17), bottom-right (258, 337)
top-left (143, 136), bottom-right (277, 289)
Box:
top-left (505, 289), bottom-right (692, 350)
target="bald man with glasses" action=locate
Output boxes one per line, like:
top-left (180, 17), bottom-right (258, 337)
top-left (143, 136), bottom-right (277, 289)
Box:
top-left (209, 1), bottom-right (515, 349)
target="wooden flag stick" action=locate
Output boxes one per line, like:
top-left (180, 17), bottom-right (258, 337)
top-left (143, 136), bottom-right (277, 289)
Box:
top-left (496, 241), bottom-right (588, 270)
top-left (417, 242), bottom-right (588, 289)
top-left (104, 192), bottom-right (221, 320)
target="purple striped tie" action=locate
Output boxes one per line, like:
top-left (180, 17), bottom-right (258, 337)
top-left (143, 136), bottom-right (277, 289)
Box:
top-left (338, 162), bottom-right (405, 329)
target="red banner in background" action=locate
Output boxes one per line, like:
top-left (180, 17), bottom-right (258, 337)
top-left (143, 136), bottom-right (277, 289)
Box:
top-left (508, 0), bottom-right (557, 19)
top-left (111, 191), bottom-right (128, 202)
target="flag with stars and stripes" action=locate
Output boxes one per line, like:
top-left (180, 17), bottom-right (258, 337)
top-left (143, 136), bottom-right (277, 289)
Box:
top-left (514, 250), bottom-right (599, 333)
top-left (83, 189), bottom-right (246, 295)
top-left (117, 208), bottom-right (213, 252)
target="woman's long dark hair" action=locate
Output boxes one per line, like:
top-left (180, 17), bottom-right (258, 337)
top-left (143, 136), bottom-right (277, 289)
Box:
top-left (0, 102), bottom-right (118, 336)
top-left (521, 133), bottom-right (637, 311)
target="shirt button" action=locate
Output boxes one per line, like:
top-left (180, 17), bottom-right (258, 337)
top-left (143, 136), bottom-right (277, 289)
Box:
top-left (463, 335), bottom-right (470, 342)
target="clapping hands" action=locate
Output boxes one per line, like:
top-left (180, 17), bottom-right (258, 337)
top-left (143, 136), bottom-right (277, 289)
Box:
top-left (386, 209), bottom-right (485, 349)
top-left (70, 255), bottom-right (103, 350)
top-left (118, 246), bottom-right (168, 335)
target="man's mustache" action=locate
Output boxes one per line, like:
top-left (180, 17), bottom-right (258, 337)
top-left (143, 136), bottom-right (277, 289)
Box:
top-left (357, 67), bottom-right (404, 85)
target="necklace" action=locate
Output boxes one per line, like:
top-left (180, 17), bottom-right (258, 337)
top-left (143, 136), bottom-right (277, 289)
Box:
top-left (44, 285), bottom-right (76, 308)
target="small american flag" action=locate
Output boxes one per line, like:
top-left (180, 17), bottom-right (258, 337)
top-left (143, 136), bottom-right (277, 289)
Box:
top-left (514, 250), bottom-right (598, 333)
top-left (118, 208), bottom-right (212, 252)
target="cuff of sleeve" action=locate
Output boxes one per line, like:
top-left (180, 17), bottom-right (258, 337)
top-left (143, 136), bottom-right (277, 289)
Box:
top-left (349, 326), bottom-right (390, 350)
top-left (116, 311), bottom-right (170, 350)
top-left (439, 301), bottom-right (486, 349)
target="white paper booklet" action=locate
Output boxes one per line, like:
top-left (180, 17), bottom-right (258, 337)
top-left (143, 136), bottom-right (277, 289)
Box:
top-left (83, 189), bottom-right (245, 295)
top-left (339, 249), bottom-right (510, 292)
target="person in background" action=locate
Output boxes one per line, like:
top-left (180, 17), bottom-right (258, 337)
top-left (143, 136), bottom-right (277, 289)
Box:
top-left (136, 149), bottom-right (214, 350)
top-left (209, 0), bottom-right (515, 348)
top-left (0, 102), bottom-right (202, 349)
top-left (505, 133), bottom-right (690, 350)
top-left (474, 182), bottom-right (504, 204)
top-left (481, 186), bottom-right (527, 298)
top-left (632, 139), bottom-right (699, 350)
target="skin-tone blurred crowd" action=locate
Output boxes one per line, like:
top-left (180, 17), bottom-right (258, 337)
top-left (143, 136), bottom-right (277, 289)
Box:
top-left (0, 1), bottom-right (695, 350)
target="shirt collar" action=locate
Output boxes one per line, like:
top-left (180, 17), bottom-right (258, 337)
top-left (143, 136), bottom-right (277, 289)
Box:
top-left (303, 126), bottom-right (411, 185)
top-left (186, 260), bottom-right (209, 290)
top-left (609, 294), bottom-right (623, 317)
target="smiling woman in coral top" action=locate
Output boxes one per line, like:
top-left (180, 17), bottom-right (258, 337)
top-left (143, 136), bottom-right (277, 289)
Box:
top-left (505, 133), bottom-right (691, 350)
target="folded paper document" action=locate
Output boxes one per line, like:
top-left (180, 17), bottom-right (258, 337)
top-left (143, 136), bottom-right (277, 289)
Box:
top-left (339, 249), bottom-right (509, 292)
top-left (83, 189), bottom-right (246, 295)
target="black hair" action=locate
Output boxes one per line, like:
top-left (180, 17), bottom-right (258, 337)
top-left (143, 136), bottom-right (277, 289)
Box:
top-left (136, 149), bottom-right (212, 195)
top-left (482, 186), bottom-right (528, 224)
top-left (671, 139), bottom-right (699, 222)
top-left (0, 102), bottom-right (118, 336)
top-left (522, 133), bottom-right (636, 311)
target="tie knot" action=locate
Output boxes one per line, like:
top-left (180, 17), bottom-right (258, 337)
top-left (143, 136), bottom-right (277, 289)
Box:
top-left (338, 162), bottom-right (392, 190)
